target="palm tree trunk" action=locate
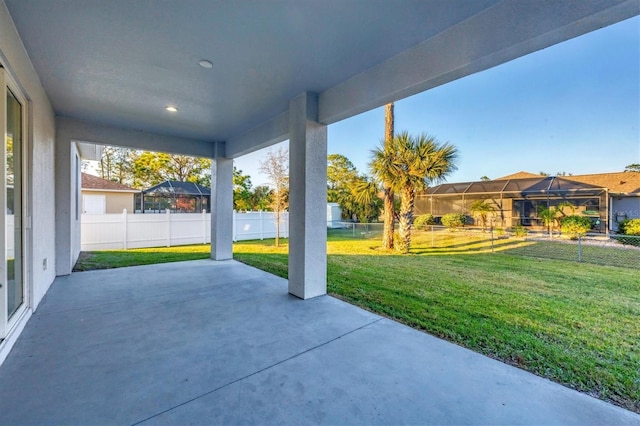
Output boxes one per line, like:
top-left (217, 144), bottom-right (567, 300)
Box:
top-left (382, 102), bottom-right (395, 249)
top-left (382, 187), bottom-right (394, 249)
top-left (397, 186), bottom-right (415, 254)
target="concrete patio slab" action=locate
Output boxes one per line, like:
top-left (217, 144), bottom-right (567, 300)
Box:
top-left (0, 259), bottom-right (637, 425)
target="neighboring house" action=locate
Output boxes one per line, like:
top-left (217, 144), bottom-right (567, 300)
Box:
top-left (135, 181), bottom-right (211, 213)
top-left (81, 173), bottom-right (139, 214)
top-left (415, 171), bottom-right (640, 233)
top-left (566, 171), bottom-right (640, 232)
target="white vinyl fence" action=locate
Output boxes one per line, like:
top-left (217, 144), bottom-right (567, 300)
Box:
top-left (81, 210), bottom-right (289, 251)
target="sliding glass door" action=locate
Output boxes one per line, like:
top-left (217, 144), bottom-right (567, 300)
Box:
top-left (6, 87), bottom-right (23, 319)
top-left (0, 68), bottom-right (27, 339)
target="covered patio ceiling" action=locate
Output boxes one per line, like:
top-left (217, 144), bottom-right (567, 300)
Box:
top-left (5, 0), bottom-right (638, 158)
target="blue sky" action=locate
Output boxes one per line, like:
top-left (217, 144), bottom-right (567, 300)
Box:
top-left (235, 16), bottom-right (639, 186)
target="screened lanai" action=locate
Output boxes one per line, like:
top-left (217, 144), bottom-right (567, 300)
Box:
top-left (135, 181), bottom-right (211, 214)
top-left (415, 176), bottom-right (608, 231)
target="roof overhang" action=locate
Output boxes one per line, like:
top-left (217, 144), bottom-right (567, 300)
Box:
top-left (4, 0), bottom-right (639, 157)
top-left (75, 142), bottom-right (103, 161)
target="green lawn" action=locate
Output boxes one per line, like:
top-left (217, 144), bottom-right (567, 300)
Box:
top-left (75, 232), bottom-right (640, 412)
top-left (74, 245), bottom-right (211, 271)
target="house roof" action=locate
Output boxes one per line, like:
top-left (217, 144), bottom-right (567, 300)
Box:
top-left (143, 181), bottom-right (210, 196)
top-left (567, 171), bottom-right (640, 194)
top-left (495, 171), bottom-right (640, 194)
top-left (494, 171), bottom-right (543, 180)
top-left (81, 173), bottom-right (138, 192)
top-left (427, 176), bottom-right (605, 197)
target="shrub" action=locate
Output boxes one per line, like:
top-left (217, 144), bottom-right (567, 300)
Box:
top-left (618, 218), bottom-right (640, 236)
top-left (560, 215), bottom-right (592, 239)
top-left (511, 224), bottom-right (527, 238)
top-left (441, 213), bottom-right (466, 229)
top-left (414, 214), bottom-right (435, 230)
top-left (615, 218), bottom-right (640, 247)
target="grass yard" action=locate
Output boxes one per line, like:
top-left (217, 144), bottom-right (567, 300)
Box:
top-left (75, 231), bottom-right (640, 412)
top-left (74, 245), bottom-right (211, 271)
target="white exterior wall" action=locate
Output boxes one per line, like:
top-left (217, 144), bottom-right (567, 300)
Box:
top-left (0, 2), bottom-right (57, 362)
top-left (611, 196), bottom-right (640, 232)
top-left (54, 136), bottom-right (80, 276)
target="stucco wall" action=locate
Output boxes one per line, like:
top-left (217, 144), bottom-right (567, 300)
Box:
top-left (82, 190), bottom-right (135, 214)
top-left (0, 2), bottom-right (57, 309)
top-left (611, 196), bottom-right (640, 232)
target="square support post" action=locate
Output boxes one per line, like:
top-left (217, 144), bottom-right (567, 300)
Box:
top-left (210, 142), bottom-right (233, 260)
top-left (288, 92), bottom-right (327, 299)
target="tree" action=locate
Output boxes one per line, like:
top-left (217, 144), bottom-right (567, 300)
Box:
top-left (327, 154), bottom-right (359, 219)
top-left (351, 176), bottom-right (382, 223)
top-left (96, 147), bottom-right (212, 189)
top-left (327, 154), bottom-right (358, 192)
top-left (624, 163), bottom-right (640, 172)
top-left (480, 176), bottom-right (490, 181)
top-left (233, 167), bottom-right (253, 211)
top-left (259, 147), bottom-right (289, 247)
top-left (250, 185), bottom-right (273, 211)
top-left (131, 151), bottom-right (211, 188)
top-left (537, 202), bottom-right (574, 237)
top-left (469, 200), bottom-right (496, 232)
top-left (99, 146), bottom-right (133, 184)
top-left (381, 102), bottom-right (396, 250)
top-left (537, 205), bottom-right (558, 237)
top-left (371, 131), bottom-right (459, 253)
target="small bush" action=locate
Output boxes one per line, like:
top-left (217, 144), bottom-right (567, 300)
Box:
top-left (495, 227), bottom-right (505, 237)
top-left (560, 215), bottom-right (592, 239)
top-left (511, 224), bottom-right (527, 238)
top-left (615, 218), bottom-right (640, 247)
top-left (618, 218), bottom-right (640, 236)
top-left (441, 213), bottom-right (466, 229)
top-left (414, 214), bottom-right (435, 230)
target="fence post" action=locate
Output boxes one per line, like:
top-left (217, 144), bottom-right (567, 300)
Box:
top-left (284, 212), bottom-right (289, 238)
top-left (232, 210), bottom-right (237, 242)
top-left (578, 235), bottom-right (582, 262)
top-left (260, 210), bottom-right (264, 240)
top-left (122, 209), bottom-right (128, 250)
top-left (202, 209), bottom-right (207, 244)
top-left (166, 209), bottom-right (171, 247)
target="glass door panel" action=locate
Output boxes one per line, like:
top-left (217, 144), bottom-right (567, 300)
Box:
top-left (6, 88), bottom-right (22, 319)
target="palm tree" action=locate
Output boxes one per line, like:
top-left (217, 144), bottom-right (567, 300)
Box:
top-left (538, 202), bottom-right (574, 237)
top-left (381, 103), bottom-right (395, 249)
top-left (371, 131), bottom-right (459, 253)
top-left (469, 200), bottom-right (496, 232)
top-left (351, 177), bottom-right (380, 223)
top-left (537, 205), bottom-right (558, 238)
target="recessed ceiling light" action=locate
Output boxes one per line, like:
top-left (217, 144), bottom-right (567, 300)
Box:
top-left (199, 59), bottom-right (213, 69)
top-left (165, 105), bottom-right (178, 112)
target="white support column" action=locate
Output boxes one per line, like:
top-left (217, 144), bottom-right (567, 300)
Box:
top-left (54, 130), bottom-right (78, 276)
top-left (210, 142), bottom-right (233, 260)
top-left (288, 92), bottom-right (327, 299)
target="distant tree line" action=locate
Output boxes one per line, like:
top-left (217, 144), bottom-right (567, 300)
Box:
top-left (86, 146), bottom-right (211, 189)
